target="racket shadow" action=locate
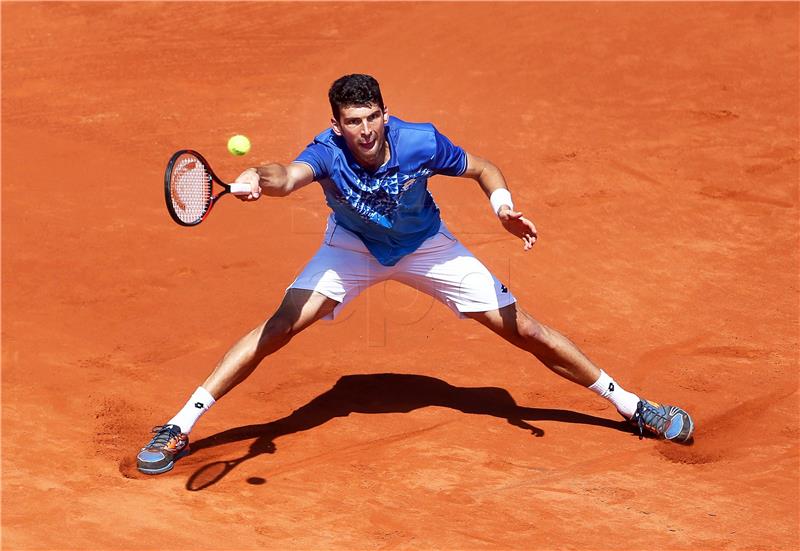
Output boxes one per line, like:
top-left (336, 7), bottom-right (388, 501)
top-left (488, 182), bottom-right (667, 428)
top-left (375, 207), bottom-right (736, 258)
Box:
top-left (185, 372), bottom-right (629, 491)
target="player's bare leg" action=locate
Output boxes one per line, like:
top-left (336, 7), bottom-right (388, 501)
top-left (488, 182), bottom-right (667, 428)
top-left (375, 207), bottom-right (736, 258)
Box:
top-left (202, 289), bottom-right (339, 399)
top-left (137, 289), bottom-right (338, 474)
top-left (465, 303), bottom-right (694, 442)
top-left (465, 303), bottom-right (601, 386)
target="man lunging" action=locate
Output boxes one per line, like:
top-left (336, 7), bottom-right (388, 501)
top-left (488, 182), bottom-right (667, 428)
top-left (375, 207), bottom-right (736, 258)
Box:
top-left (137, 74), bottom-right (693, 475)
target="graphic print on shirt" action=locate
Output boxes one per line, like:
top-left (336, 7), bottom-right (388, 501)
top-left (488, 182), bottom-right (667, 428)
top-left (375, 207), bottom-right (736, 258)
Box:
top-left (332, 168), bottom-right (434, 228)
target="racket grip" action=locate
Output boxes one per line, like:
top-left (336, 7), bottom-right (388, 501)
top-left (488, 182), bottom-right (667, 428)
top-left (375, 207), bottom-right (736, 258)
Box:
top-left (229, 182), bottom-right (254, 196)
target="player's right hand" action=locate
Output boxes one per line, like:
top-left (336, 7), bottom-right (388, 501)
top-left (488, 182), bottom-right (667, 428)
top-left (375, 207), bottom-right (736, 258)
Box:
top-left (234, 168), bottom-right (261, 201)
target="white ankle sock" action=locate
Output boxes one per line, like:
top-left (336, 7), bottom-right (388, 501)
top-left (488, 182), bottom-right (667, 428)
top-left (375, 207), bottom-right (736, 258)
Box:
top-left (588, 370), bottom-right (640, 419)
top-left (167, 386), bottom-right (216, 434)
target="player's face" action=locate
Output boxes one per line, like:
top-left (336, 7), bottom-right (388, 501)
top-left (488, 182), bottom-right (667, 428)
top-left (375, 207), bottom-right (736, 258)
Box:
top-left (332, 104), bottom-right (390, 170)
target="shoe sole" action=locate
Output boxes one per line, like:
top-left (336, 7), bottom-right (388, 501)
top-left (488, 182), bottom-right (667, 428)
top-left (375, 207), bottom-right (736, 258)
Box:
top-left (667, 414), bottom-right (695, 444)
top-left (137, 448), bottom-right (190, 475)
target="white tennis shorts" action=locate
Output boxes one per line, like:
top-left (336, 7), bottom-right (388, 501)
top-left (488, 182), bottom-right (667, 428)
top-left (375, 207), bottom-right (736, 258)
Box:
top-left (289, 216), bottom-right (516, 320)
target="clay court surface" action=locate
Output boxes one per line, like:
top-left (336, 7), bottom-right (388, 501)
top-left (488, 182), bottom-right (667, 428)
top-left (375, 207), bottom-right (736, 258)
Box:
top-left (2, 2), bottom-right (798, 549)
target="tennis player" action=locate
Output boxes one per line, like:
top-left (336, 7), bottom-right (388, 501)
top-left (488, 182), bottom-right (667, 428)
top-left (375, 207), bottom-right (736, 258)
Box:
top-left (137, 74), bottom-right (694, 474)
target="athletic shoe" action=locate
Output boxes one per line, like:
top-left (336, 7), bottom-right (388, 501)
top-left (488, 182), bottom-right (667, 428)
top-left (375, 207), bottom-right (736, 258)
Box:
top-left (137, 424), bottom-right (189, 474)
top-left (631, 399), bottom-right (694, 443)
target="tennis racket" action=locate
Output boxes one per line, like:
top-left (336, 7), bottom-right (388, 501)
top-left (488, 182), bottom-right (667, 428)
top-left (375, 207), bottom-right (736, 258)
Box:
top-left (164, 149), bottom-right (252, 226)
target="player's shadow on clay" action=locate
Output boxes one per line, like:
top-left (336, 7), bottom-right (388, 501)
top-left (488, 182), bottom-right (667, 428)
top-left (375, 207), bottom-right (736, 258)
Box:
top-left (185, 373), bottom-right (629, 491)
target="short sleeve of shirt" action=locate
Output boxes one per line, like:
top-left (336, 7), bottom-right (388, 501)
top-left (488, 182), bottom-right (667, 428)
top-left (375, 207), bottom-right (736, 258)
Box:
top-left (429, 127), bottom-right (468, 177)
top-left (294, 142), bottom-right (332, 180)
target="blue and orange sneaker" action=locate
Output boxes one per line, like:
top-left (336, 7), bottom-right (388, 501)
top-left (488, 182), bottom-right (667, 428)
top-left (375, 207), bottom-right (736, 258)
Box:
top-left (631, 399), bottom-right (694, 444)
top-left (137, 424), bottom-right (189, 474)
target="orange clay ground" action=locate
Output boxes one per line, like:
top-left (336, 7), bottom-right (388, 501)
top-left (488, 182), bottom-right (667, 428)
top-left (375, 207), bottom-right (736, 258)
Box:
top-left (2, 3), bottom-right (798, 550)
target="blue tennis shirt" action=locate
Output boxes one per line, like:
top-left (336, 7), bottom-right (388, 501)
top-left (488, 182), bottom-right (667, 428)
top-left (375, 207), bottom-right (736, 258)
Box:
top-left (294, 116), bottom-right (468, 266)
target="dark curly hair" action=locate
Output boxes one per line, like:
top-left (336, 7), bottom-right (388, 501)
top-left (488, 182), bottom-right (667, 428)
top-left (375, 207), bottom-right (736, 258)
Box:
top-left (328, 74), bottom-right (385, 120)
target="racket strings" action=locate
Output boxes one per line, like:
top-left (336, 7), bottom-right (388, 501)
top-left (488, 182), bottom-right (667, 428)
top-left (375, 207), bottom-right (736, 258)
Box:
top-left (170, 155), bottom-right (212, 224)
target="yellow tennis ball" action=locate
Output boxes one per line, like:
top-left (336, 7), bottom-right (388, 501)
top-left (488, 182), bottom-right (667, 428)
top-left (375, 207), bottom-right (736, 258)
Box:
top-left (227, 134), bottom-right (251, 156)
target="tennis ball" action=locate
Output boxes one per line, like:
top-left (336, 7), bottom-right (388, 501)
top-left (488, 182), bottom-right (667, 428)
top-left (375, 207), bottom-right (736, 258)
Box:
top-left (227, 134), bottom-right (251, 156)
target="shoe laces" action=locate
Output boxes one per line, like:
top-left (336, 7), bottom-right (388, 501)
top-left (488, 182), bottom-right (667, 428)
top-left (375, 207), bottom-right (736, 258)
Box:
top-left (146, 425), bottom-right (181, 449)
top-left (634, 401), bottom-right (669, 440)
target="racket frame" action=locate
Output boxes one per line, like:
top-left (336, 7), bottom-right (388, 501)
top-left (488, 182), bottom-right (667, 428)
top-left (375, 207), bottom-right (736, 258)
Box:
top-left (164, 149), bottom-right (237, 226)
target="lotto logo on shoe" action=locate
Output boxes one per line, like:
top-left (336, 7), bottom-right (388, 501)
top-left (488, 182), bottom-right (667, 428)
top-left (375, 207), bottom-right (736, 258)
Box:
top-left (608, 382), bottom-right (615, 392)
top-left (194, 402), bottom-right (204, 409)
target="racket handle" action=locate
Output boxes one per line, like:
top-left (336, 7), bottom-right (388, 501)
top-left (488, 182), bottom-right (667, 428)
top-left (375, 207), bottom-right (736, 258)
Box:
top-left (229, 182), bottom-right (254, 196)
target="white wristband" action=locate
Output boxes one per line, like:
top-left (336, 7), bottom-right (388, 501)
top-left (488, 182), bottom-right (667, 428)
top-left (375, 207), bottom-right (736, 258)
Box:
top-left (489, 188), bottom-right (513, 216)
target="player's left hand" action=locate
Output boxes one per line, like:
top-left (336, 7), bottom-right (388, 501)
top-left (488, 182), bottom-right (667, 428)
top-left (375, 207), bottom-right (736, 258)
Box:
top-left (498, 207), bottom-right (538, 251)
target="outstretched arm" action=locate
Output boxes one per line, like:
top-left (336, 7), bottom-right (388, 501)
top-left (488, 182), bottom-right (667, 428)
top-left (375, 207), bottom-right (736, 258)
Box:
top-left (232, 162), bottom-right (316, 201)
top-left (462, 153), bottom-right (538, 250)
